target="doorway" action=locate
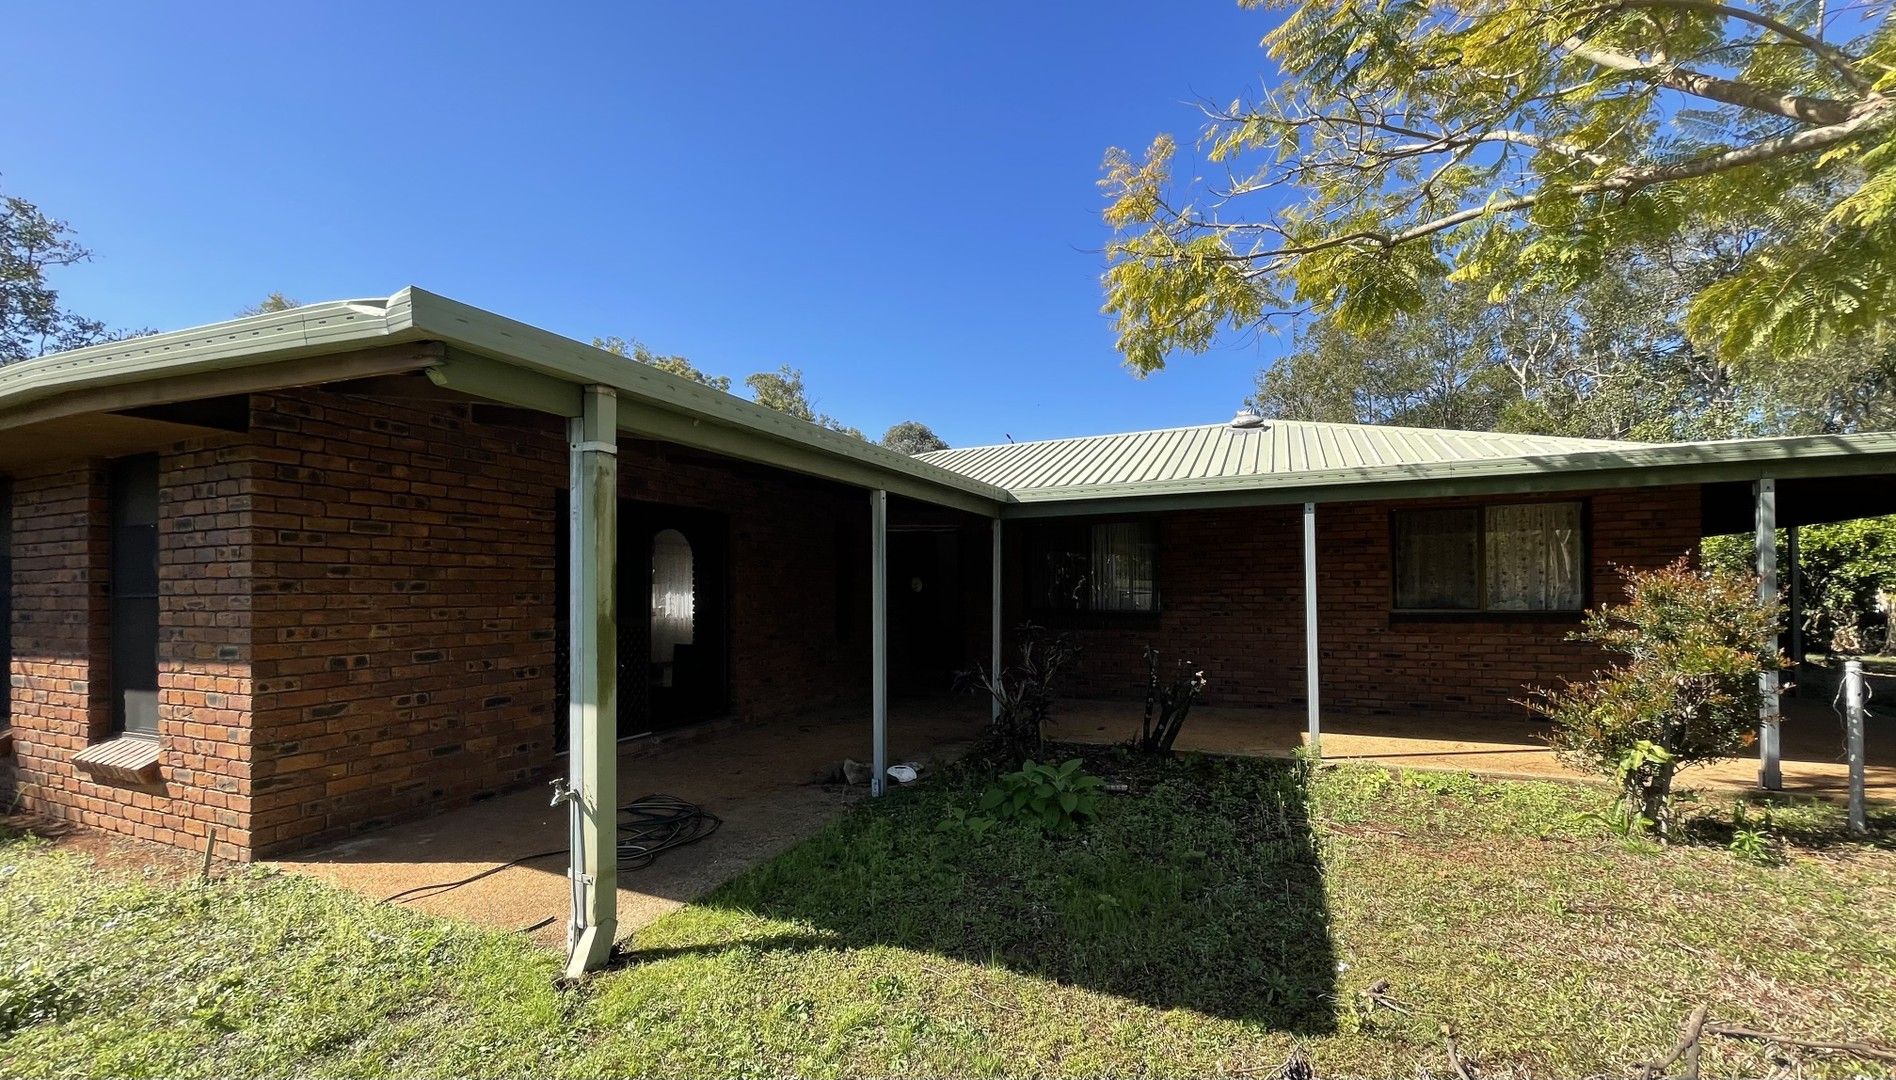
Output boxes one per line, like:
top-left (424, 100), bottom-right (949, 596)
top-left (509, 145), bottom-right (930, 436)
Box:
top-left (623, 502), bottom-right (729, 734)
top-left (889, 528), bottom-right (964, 696)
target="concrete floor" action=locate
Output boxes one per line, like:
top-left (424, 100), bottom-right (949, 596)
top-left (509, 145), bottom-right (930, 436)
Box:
top-left (283, 686), bottom-right (1888, 948)
top-left (1057, 693), bottom-right (1896, 800)
top-left (282, 695), bottom-right (986, 945)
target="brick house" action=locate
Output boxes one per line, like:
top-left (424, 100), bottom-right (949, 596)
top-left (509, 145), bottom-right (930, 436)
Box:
top-left (2, 287), bottom-right (1892, 972)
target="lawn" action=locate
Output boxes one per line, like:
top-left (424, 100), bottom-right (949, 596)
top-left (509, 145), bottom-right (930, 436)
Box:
top-left (3, 754), bottom-right (1892, 1078)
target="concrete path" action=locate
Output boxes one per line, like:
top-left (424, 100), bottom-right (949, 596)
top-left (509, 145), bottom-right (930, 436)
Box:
top-left (281, 697), bottom-right (985, 946)
top-left (1058, 693), bottom-right (1895, 801)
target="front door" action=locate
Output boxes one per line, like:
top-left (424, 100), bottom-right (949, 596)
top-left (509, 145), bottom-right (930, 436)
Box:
top-left (889, 529), bottom-right (962, 696)
top-left (620, 502), bottom-right (729, 734)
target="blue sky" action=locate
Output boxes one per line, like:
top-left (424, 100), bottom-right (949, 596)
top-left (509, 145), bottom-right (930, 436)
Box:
top-left (1, 2), bottom-right (1288, 447)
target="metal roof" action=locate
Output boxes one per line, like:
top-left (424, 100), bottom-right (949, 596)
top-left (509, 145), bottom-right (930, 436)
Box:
top-left (917, 421), bottom-right (1641, 493)
top-left (0, 288), bottom-right (1012, 516)
top-left (10, 287), bottom-right (1896, 519)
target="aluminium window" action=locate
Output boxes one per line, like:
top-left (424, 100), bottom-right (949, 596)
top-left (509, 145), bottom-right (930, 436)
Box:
top-left (1391, 501), bottom-right (1584, 613)
top-left (109, 455), bottom-right (160, 736)
top-left (1028, 520), bottom-right (1158, 614)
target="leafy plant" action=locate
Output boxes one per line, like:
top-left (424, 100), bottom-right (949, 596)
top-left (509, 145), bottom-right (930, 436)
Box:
top-left (977, 758), bottom-right (1106, 835)
top-left (935, 804), bottom-right (997, 838)
top-left (1706, 516), bottom-right (1896, 655)
top-left (961, 624), bottom-right (1080, 762)
top-left (1135, 646), bottom-right (1206, 756)
top-left (1729, 802), bottom-right (1782, 866)
top-left (1527, 558), bottom-right (1785, 840)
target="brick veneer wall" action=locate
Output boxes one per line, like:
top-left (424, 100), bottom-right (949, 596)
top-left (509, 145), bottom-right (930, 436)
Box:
top-left (242, 390), bottom-right (567, 855)
top-left (1019, 486), bottom-right (1703, 720)
top-left (618, 440), bottom-right (872, 722)
top-left (4, 443), bottom-right (255, 859)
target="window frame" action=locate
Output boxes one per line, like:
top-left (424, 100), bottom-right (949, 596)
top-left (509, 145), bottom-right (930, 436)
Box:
top-left (108, 454), bottom-right (162, 738)
top-left (1387, 499), bottom-right (1590, 618)
top-left (1025, 517), bottom-right (1161, 619)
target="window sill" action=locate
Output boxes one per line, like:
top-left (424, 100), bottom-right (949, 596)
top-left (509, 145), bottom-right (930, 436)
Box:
top-left (1389, 610), bottom-right (1584, 624)
top-left (73, 735), bottom-right (162, 787)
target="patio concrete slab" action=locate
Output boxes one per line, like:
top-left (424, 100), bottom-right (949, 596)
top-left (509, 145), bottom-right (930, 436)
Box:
top-left (1056, 693), bottom-right (1896, 801)
top-left (281, 697), bottom-right (985, 946)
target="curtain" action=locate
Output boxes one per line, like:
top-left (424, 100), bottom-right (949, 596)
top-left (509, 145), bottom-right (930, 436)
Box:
top-left (1485, 502), bottom-right (1583, 610)
top-left (1091, 522), bottom-right (1156, 612)
top-left (650, 528), bottom-right (695, 682)
top-left (1392, 507), bottom-right (1479, 609)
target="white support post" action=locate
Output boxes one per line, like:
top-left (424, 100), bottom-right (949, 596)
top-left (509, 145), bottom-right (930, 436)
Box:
top-left (1303, 501), bottom-right (1320, 758)
top-left (990, 518), bottom-right (1002, 723)
top-left (1787, 524), bottom-right (1803, 666)
top-left (870, 489), bottom-right (889, 797)
top-left (1844, 660), bottom-right (1868, 836)
top-left (1756, 478), bottom-right (1782, 791)
top-left (564, 385), bottom-right (618, 978)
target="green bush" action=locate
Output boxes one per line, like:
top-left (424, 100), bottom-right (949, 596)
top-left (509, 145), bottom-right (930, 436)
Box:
top-left (1527, 558), bottom-right (1784, 839)
top-left (1704, 514), bottom-right (1896, 654)
top-left (978, 758), bottom-right (1106, 835)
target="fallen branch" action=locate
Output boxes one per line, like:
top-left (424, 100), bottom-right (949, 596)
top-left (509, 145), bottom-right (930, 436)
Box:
top-left (1359, 979), bottom-right (1414, 1016)
top-left (1705, 1023), bottom-right (1896, 1065)
top-left (1639, 1004), bottom-right (1708, 1080)
top-left (1442, 1023), bottom-right (1478, 1080)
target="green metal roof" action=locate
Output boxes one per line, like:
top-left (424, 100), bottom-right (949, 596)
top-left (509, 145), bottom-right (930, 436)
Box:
top-left (9, 286), bottom-right (1896, 519)
top-left (916, 421), bottom-right (1640, 493)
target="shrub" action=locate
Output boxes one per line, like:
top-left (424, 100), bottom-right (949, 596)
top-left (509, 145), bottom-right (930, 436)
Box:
top-left (1135, 646), bottom-right (1206, 755)
top-left (1704, 514), bottom-right (1896, 655)
top-left (961, 624), bottom-right (1079, 762)
top-left (1527, 558), bottom-right (1784, 839)
top-left (978, 758), bottom-right (1105, 835)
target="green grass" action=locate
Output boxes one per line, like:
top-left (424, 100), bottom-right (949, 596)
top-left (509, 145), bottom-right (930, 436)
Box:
top-left (3, 754), bottom-right (1892, 1077)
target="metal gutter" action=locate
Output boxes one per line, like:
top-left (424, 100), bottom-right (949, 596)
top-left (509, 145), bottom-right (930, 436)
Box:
top-left (0, 297), bottom-right (420, 413)
top-left (398, 288), bottom-right (1013, 516)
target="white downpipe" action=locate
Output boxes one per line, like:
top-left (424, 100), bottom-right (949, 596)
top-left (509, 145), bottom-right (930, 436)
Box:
top-left (1304, 502), bottom-right (1320, 758)
top-left (1755, 478), bottom-right (1781, 791)
top-left (990, 518), bottom-right (1002, 723)
top-left (870, 490), bottom-right (889, 797)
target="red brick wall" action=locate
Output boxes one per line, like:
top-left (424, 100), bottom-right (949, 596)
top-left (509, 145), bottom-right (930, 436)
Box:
top-left (1016, 486), bottom-right (1703, 720)
top-left (4, 444), bottom-right (255, 859)
top-left (243, 390), bottom-right (566, 855)
top-left (618, 440), bottom-right (871, 721)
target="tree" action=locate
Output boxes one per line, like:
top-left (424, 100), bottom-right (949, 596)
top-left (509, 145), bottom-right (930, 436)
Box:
top-left (880, 420), bottom-right (949, 455)
top-left (1, 187), bottom-right (116, 363)
top-left (592, 336), bottom-right (733, 393)
top-left (240, 292), bottom-right (300, 315)
top-left (1528, 559), bottom-right (1784, 838)
top-left (743, 365), bottom-right (864, 438)
top-left (1253, 220), bottom-right (1896, 439)
top-left (1101, 0), bottom-right (1896, 375)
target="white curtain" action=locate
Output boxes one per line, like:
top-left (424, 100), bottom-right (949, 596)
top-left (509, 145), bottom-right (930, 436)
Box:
top-left (1485, 503), bottom-right (1582, 610)
top-left (1091, 522), bottom-right (1156, 612)
top-left (650, 529), bottom-right (695, 681)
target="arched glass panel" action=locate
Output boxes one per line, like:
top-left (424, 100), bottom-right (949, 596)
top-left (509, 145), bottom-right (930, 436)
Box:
top-left (651, 528), bottom-right (695, 685)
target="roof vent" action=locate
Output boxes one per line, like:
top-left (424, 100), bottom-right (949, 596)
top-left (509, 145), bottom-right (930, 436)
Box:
top-left (1228, 407), bottom-right (1267, 431)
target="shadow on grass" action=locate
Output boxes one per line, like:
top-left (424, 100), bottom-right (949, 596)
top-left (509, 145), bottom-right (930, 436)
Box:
top-left (669, 749), bottom-right (1337, 1031)
top-left (1675, 791), bottom-right (1896, 853)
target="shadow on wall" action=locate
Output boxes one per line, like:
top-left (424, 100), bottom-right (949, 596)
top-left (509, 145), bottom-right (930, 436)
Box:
top-left (673, 753), bottom-right (1338, 1030)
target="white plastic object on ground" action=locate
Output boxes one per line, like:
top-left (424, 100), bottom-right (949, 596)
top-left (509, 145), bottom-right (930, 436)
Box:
top-left (886, 764), bottom-right (919, 784)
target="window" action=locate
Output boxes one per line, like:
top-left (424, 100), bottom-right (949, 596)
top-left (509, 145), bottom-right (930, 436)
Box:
top-left (109, 455), bottom-right (160, 736)
top-left (1, 478), bottom-right (10, 726)
top-left (1029, 520), bottom-right (1158, 614)
top-left (1391, 501), bottom-right (1583, 613)
top-left (650, 528), bottom-right (694, 687)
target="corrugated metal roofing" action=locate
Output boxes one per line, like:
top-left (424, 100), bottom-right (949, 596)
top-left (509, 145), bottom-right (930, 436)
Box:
top-left (916, 420), bottom-right (1643, 494)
